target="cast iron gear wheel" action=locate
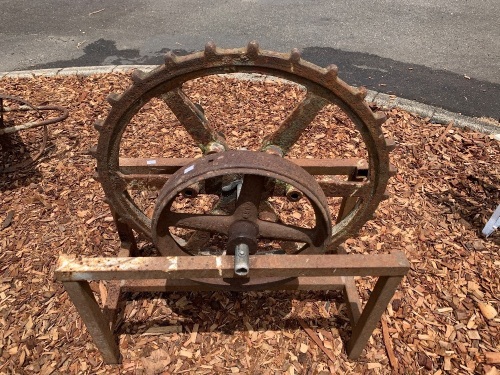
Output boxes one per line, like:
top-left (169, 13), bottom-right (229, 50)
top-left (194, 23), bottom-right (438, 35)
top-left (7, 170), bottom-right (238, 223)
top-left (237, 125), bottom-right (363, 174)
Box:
top-left (93, 41), bottom-right (395, 253)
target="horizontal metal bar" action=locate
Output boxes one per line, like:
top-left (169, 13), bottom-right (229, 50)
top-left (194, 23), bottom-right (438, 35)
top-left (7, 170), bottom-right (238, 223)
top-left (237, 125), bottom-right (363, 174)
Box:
top-left (318, 180), bottom-right (369, 197)
top-left (119, 173), bottom-right (370, 198)
top-left (118, 157), bottom-right (368, 176)
top-left (120, 173), bottom-right (369, 197)
top-left (55, 252), bottom-right (409, 282)
top-left (120, 276), bottom-right (347, 292)
top-left (117, 172), bottom-right (169, 189)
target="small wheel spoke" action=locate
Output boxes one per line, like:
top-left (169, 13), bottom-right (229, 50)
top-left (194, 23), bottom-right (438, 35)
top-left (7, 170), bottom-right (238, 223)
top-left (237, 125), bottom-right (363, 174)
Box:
top-left (184, 193), bottom-right (236, 251)
top-left (263, 92), bottom-right (328, 153)
top-left (160, 88), bottom-right (224, 147)
top-left (258, 221), bottom-right (315, 244)
top-left (166, 212), bottom-right (232, 234)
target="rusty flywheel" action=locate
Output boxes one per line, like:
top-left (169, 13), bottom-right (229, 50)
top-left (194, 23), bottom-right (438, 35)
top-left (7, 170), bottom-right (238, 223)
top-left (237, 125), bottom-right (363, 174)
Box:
top-left (93, 41), bottom-right (395, 260)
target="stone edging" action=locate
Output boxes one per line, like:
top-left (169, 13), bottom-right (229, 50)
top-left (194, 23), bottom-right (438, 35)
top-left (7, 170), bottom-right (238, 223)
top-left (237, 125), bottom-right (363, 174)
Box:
top-left (1, 65), bottom-right (499, 136)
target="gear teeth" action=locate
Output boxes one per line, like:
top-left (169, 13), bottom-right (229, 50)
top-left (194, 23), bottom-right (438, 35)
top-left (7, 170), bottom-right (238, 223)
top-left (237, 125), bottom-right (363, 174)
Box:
top-left (389, 164), bottom-right (398, 176)
top-left (324, 64), bottom-right (339, 79)
top-left (246, 41), bottom-right (260, 59)
top-left (356, 86), bottom-right (368, 100)
top-left (204, 41), bottom-right (217, 59)
top-left (373, 111), bottom-right (386, 126)
top-left (164, 51), bottom-right (178, 67)
top-left (107, 92), bottom-right (121, 105)
top-left (385, 137), bottom-right (396, 151)
top-left (93, 119), bottom-right (104, 132)
top-left (131, 69), bottom-right (147, 83)
top-left (289, 48), bottom-right (301, 63)
top-left (87, 145), bottom-right (98, 157)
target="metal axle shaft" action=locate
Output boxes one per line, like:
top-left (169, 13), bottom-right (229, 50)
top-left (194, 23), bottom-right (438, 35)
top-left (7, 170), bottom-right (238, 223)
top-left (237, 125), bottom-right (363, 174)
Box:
top-left (234, 243), bottom-right (250, 276)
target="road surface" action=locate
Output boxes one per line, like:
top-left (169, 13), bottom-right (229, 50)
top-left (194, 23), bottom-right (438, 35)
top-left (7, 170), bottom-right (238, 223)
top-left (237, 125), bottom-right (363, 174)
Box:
top-left (1, 0), bottom-right (499, 119)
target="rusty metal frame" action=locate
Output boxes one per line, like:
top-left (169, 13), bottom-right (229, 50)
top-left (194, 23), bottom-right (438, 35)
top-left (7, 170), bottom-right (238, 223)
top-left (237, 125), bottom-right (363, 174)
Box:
top-left (64, 42), bottom-right (410, 365)
top-left (55, 250), bottom-right (409, 364)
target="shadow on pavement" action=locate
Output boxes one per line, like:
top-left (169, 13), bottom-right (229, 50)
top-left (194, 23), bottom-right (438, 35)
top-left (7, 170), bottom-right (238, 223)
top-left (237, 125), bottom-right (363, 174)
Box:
top-left (28, 40), bottom-right (500, 119)
top-left (29, 39), bottom-right (188, 69)
top-left (301, 47), bottom-right (500, 120)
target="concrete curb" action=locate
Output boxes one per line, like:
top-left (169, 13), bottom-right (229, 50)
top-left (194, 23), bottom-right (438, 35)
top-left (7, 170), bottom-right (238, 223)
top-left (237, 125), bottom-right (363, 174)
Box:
top-left (0, 65), bottom-right (157, 79)
top-left (1, 65), bottom-right (499, 135)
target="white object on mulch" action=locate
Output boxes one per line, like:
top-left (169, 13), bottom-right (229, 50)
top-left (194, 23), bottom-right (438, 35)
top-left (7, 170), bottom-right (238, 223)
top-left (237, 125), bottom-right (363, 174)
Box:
top-left (482, 204), bottom-right (500, 237)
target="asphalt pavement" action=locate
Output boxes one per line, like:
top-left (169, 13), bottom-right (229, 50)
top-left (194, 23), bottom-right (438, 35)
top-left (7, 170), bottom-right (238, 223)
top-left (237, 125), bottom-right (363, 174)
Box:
top-left (1, 0), bottom-right (499, 120)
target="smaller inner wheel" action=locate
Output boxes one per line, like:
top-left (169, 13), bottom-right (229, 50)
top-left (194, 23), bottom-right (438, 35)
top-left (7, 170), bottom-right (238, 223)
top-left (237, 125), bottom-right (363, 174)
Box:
top-left (151, 150), bottom-right (332, 267)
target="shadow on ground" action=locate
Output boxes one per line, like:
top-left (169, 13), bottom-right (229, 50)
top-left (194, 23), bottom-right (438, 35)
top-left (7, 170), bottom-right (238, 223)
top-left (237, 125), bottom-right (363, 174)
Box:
top-left (301, 47), bottom-right (500, 120)
top-left (29, 39), bottom-right (188, 69)
top-left (116, 289), bottom-right (349, 335)
top-left (0, 131), bottom-right (45, 192)
top-left (425, 174), bottom-right (500, 246)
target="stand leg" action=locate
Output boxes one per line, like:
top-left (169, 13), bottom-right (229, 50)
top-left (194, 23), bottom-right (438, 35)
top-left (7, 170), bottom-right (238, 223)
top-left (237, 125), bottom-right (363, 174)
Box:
top-left (335, 246), bottom-right (362, 325)
top-left (103, 245), bottom-right (130, 327)
top-left (110, 209), bottom-right (138, 256)
top-left (346, 276), bottom-right (403, 359)
top-left (63, 281), bottom-right (121, 364)
top-left (103, 281), bottom-right (123, 330)
top-left (342, 276), bottom-right (362, 325)
top-left (336, 171), bottom-right (360, 223)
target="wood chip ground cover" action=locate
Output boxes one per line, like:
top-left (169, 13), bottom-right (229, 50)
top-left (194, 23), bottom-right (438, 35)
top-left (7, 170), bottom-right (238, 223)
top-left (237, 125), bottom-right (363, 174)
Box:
top-left (0, 72), bottom-right (498, 374)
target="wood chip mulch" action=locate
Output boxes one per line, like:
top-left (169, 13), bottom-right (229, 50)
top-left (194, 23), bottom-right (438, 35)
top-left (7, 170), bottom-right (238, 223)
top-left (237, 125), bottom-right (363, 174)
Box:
top-left (0, 72), bottom-right (499, 375)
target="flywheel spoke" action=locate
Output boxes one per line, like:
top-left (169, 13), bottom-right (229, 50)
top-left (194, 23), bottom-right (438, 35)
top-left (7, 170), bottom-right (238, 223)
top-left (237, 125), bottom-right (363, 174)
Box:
top-left (166, 212), bottom-right (232, 234)
top-left (184, 188), bottom-right (238, 251)
top-left (258, 221), bottom-right (315, 244)
top-left (263, 91), bottom-right (328, 154)
top-left (160, 88), bottom-right (225, 149)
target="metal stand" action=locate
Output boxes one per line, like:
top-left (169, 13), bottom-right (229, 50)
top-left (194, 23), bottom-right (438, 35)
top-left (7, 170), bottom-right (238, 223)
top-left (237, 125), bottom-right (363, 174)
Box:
top-left (58, 44), bottom-right (409, 365)
top-left (55, 248), bottom-right (409, 364)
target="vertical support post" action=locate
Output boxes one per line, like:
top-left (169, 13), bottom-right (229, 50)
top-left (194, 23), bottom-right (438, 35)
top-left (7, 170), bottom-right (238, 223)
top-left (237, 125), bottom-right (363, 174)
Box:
top-left (342, 276), bottom-right (362, 325)
top-left (103, 281), bottom-right (123, 329)
top-left (103, 241), bottom-right (132, 327)
top-left (63, 281), bottom-right (121, 364)
top-left (346, 276), bottom-right (403, 359)
top-left (110, 209), bottom-right (137, 256)
top-left (337, 170), bottom-right (360, 222)
top-left (336, 246), bottom-right (362, 325)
